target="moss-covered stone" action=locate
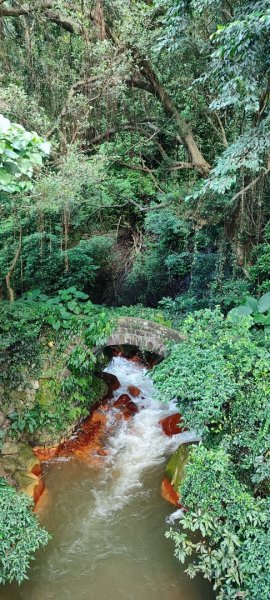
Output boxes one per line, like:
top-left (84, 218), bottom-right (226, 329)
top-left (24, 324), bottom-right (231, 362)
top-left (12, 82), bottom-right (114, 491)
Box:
top-left (36, 377), bottom-right (61, 406)
top-left (1, 441), bottom-right (19, 455)
top-left (92, 376), bottom-right (109, 402)
top-left (165, 443), bottom-right (193, 492)
top-left (14, 470), bottom-right (39, 496)
top-left (0, 442), bottom-right (41, 498)
top-left (0, 456), bottom-right (17, 475)
top-left (16, 443), bottom-right (40, 472)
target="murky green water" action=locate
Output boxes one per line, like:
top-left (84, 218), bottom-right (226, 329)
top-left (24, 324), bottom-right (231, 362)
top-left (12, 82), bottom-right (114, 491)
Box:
top-left (1, 358), bottom-right (214, 600)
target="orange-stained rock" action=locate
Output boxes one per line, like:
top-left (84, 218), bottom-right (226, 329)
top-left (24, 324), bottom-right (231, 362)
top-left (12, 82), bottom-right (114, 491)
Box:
top-left (159, 413), bottom-right (187, 436)
top-left (111, 348), bottom-right (124, 357)
top-left (129, 355), bottom-right (145, 366)
top-left (128, 385), bottom-right (141, 397)
top-left (31, 462), bottom-right (42, 477)
top-left (114, 394), bottom-right (138, 414)
top-left (33, 477), bottom-right (45, 505)
top-left (45, 409), bottom-right (110, 466)
top-left (34, 445), bottom-right (60, 461)
top-left (101, 372), bottom-right (120, 393)
top-left (114, 393), bottom-right (131, 405)
top-left (161, 477), bottom-right (182, 507)
top-left (34, 488), bottom-right (50, 514)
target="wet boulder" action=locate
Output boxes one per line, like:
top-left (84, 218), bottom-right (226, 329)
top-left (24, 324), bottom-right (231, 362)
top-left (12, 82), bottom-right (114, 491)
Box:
top-left (161, 477), bottom-right (182, 507)
top-left (114, 394), bottom-right (138, 414)
top-left (101, 372), bottom-right (120, 394)
top-left (159, 413), bottom-right (187, 436)
top-left (165, 443), bottom-right (191, 491)
top-left (161, 443), bottom-right (193, 508)
top-left (128, 385), bottom-right (141, 397)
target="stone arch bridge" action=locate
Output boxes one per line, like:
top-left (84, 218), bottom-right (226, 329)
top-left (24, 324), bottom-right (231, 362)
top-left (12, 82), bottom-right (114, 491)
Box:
top-left (97, 317), bottom-right (185, 357)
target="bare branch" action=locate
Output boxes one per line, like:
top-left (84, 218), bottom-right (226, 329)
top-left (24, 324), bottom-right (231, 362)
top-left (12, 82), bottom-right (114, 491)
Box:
top-left (167, 161), bottom-right (193, 170)
top-left (126, 198), bottom-right (171, 212)
top-left (44, 9), bottom-right (86, 35)
top-left (89, 125), bottom-right (142, 146)
top-left (214, 112), bottom-right (228, 148)
top-left (46, 76), bottom-right (100, 138)
top-left (206, 113), bottom-right (228, 148)
top-left (0, 2), bottom-right (87, 36)
top-left (231, 167), bottom-right (270, 203)
top-left (0, 1), bottom-right (53, 16)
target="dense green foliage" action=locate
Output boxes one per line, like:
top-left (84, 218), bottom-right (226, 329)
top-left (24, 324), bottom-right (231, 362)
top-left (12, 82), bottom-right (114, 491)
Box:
top-left (0, 115), bottom-right (50, 193)
top-left (153, 309), bottom-right (270, 599)
top-left (167, 447), bottom-right (270, 600)
top-left (0, 291), bottom-right (115, 439)
top-left (0, 479), bottom-right (49, 585)
top-left (0, 0), bottom-right (269, 307)
top-left (0, 0), bottom-right (269, 594)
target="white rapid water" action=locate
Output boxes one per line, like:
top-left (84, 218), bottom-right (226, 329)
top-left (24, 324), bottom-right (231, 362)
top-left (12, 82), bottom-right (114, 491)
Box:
top-left (93, 356), bottom-right (199, 518)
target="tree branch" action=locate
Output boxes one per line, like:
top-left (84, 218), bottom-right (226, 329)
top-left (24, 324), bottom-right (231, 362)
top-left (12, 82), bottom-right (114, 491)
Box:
top-left (231, 167), bottom-right (270, 203)
top-left (44, 9), bottom-right (86, 35)
top-left (206, 112), bottom-right (228, 148)
top-left (126, 198), bottom-right (171, 212)
top-left (135, 55), bottom-right (211, 173)
top-left (89, 125), bottom-right (143, 145)
top-left (0, 2), bottom-right (87, 36)
top-left (0, 1), bottom-right (53, 16)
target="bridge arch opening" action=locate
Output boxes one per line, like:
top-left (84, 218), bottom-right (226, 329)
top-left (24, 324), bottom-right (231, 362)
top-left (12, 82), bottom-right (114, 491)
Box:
top-left (101, 343), bottom-right (162, 368)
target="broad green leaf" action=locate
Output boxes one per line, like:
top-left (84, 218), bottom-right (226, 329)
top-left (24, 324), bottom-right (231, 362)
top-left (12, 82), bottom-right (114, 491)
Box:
top-left (245, 296), bottom-right (258, 313)
top-left (228, 305), bottom-right (253, 319)
top-left (253, 313), bottom-right (270, 325)
top-left (257, 292), bottom-right (270, 313)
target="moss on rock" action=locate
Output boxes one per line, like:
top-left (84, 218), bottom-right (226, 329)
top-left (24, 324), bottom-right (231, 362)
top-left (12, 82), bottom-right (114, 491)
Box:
top-left (166, 443), bottom-right (193, 492)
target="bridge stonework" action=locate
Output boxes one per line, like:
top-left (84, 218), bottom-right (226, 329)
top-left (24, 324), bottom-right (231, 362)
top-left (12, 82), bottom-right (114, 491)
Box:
top-left (101, 317), bottom-right (185, 357)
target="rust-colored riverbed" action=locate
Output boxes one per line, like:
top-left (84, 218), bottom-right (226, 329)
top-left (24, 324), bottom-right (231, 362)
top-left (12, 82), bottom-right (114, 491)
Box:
top-left (1, 357), bottom-right (214, 600)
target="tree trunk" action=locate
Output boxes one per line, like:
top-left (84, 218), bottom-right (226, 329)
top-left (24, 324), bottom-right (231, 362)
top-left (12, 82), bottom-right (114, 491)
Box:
top-left (5, 227), bottom-right (22, 302)
top-left (93, 0), bottom-right (106, 40)
top-left (138, 57), bottom-right (211, 173)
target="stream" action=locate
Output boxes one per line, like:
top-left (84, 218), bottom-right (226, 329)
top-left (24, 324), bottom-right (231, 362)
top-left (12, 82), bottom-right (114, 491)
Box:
top-left (1, 357), bottom-right (214, 600)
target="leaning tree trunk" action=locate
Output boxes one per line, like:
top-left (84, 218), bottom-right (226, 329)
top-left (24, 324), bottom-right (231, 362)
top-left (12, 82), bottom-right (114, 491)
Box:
top-left (138, 57), bottom-right (211, 174)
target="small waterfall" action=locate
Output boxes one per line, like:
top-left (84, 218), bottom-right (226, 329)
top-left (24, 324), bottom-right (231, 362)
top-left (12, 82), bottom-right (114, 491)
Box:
top-left (92, 357), bottom-right (198, 517)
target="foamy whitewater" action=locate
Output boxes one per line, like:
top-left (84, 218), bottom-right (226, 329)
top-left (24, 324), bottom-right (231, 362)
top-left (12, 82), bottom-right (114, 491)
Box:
top-left (92, 357), bottom-right (199, 518)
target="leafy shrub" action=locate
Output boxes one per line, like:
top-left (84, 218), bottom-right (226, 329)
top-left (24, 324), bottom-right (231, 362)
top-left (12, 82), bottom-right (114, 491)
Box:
top-left (0, 479), bottom-right (49, 584)
top-left (0, 232), bottom-right (115, 299)
top-left (228, 291), bottom-right (270, 329)
top-left (167, 446), bottom-right (270, 600)
top-left (0, 114), bottom-right (50, 193)
top-left (0, 292), bottom-right (116, 438)
top-left (121, 210), bottom-right (192, 306)
top-left (153, 308), bottom-right (270, 597)
top-left (250, 226), bottom-right (270, 292)
top-left (19, 233), bottom-right (64, 294)
top-left (123, 249), bottom-right (168, 306)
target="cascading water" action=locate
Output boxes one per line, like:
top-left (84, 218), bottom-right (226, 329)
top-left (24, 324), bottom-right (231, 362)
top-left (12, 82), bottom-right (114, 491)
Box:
top-left (0, 356), bottom-right (213, 600)
top-left (93, 357), bottom-right (199, 517)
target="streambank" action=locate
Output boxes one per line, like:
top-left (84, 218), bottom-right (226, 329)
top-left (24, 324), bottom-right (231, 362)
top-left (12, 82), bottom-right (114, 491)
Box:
top-left (0, 355), bottom-right (214, 600)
